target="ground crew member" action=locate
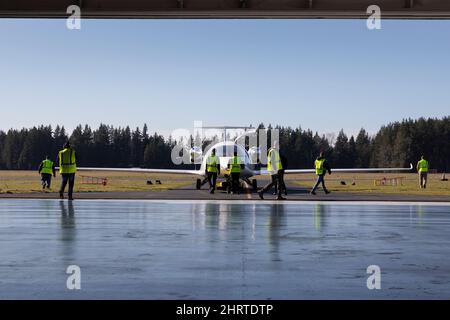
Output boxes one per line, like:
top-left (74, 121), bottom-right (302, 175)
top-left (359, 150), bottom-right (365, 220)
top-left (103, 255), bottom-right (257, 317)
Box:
top-left (274, 152), bottom-right (288, 196)
top-left (38, 155), bottom-right (56, 189)
top-left (58, 141), bottom-right (77, 200)
top-left (416, 155), bottom-right (429, 189)
top-left (205, 148), bottom-right (220, 194)
top-left (227, 151), bottom-right (244, 194)
top-left (310, 151), bottom-right (331, 195)
top-left (258, 141), bottom-right (286, 200)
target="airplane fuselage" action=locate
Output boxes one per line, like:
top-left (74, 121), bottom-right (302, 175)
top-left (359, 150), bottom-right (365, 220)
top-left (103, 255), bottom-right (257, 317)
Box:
top-left (199, 141), bottom-right (258, 180)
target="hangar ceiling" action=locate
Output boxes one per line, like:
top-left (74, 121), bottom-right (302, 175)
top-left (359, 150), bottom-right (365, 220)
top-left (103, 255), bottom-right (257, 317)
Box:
top-left (1, 0), bottom-right (450, 19)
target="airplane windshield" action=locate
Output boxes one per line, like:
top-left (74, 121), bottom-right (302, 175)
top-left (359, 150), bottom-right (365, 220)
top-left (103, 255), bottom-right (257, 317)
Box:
top-left (213, 145), bottom-right (247, 158)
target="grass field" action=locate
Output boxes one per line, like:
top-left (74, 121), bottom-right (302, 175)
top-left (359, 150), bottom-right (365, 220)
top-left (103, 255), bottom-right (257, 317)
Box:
top-left (284, 172), bottom-right (450, 196)
top-left (0, 170), bottom-right (449, 196)
top-left (0, 170), bottom-right (195, 194)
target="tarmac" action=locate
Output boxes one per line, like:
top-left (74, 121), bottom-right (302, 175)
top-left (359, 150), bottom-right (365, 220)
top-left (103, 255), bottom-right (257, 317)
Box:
top-left (0, 199), bottom-right (450, 299)
top-left (0, 185), bottom-right (448, 202)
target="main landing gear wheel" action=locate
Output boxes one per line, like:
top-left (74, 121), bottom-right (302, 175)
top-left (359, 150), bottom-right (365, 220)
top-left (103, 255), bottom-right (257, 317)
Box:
top-left (196, 179), bottom-right (201, 190)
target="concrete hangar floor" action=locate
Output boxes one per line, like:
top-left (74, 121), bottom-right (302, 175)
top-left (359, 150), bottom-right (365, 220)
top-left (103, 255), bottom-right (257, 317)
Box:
top-left (0, 197), bottom-right (449, 299)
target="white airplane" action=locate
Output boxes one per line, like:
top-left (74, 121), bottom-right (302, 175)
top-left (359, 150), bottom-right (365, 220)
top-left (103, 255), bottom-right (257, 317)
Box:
top-left (77, 131), bottom-right (413, 191)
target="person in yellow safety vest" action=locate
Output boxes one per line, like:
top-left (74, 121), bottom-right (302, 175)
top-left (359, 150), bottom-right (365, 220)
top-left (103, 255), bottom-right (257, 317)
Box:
top-left (205, 148), bottom-right (220, 194)
top-left (38, 155), bottom-right (56, 190)
top-left (58, 141), bottom-right (77, 200)
top-left (310, 151), bottom-right (332, 195)
top-left (416, 155), bottom-right (429, 189)
top-left (227, 151), bottom-right (245, 194)
top-left (258, 141), bottom-right (286, 200)
top-left (273, 152), bottom-right (288, 196)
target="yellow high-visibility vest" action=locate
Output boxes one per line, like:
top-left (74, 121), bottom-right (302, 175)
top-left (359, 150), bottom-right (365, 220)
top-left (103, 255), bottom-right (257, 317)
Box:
top-left (41, 159), bottom-right (53, 175)
top-left (267, 148), bottom-right (282, 173)
top-left (417, 159), bottom-right (429, 173)
top-left (229, 156), bottom-right (242, 173)
top-left (59, 148), bottom-right (77, 174)
top-left (315, 158), bottom-right (326, 175)
top-left (206, 155), bottom-right (219, 173)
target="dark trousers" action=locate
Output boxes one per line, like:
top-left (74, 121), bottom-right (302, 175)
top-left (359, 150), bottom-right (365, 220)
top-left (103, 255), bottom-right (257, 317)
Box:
top-left (261, 172), bottom-right (282, 198)
top-left (419, 172), bottom-right (427, 188)
top-left (274, 170), bottom-right (286, 195)
top-left (207, 172), bottom-right (217, 191)
top-left (60, 173), bottom-right (75, 198)
top-left (311, 175), bottom-right (328, 193)
top-left (229, 172), bottom-right (240, 193)
top-left (41, 173), bottom-right (52, 189)
top-left (201, 177), bottom-right (209, 186)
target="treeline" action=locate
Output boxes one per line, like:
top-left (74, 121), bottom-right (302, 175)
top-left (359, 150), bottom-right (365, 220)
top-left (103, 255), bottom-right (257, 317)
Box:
top-left (0, 117), bottom-right (448, 171)
top-left (277, 117), bottom-right (449, 171)
top-left (0, 124), bottom-right (176, 170)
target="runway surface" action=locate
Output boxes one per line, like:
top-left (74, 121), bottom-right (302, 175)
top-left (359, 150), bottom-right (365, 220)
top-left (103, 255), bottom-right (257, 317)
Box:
top-left (0, 199), bottom-right (450, 299)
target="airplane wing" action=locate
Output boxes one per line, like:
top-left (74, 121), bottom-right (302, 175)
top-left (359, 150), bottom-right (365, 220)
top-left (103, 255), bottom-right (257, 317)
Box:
top-left (58, 167), bottom-right (203, 175)
top-left (258, 163), bottom-right (414, 175)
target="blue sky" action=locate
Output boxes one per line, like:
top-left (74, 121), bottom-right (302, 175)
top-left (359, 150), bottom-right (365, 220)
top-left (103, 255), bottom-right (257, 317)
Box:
top-left (1, 19), bottom-right (449, 138)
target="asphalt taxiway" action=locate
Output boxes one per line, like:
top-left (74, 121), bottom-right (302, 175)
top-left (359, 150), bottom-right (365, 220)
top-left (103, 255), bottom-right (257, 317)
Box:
top-left (0, 186), bottom-right (448, 202)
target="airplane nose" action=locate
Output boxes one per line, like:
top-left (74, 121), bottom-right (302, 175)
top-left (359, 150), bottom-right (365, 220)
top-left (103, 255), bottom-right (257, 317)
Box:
top-left (219, 157), bottom-right (231, 174)
top-left (220, 157), bottom-right (230, 169)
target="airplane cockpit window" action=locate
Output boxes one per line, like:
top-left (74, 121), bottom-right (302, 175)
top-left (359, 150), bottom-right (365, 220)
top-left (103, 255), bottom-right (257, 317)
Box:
top-left (210, 145), bottom-right (249, 162)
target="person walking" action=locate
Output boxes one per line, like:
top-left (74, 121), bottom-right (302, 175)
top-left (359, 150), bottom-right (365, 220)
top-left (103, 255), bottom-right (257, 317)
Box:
top-left (58, 141), bottom-right (77, 200)
top-left (310, 152), bottom-right (331, 195)
top-left (38, 155), bottom-right (56, 189)
top-left (205, 148), bottom-right (220, 194)
top-left (416, 155), bottom-right (429, 189)
top-left (258, 141), bottom-right (286, 200)
top-left (273, 152), bottom-right (288, 196)
top-left (227, 151), bottom-right (244, 194)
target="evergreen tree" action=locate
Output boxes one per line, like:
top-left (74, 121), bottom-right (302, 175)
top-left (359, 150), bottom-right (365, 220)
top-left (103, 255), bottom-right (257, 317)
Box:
top-left (18, 125), bottom-right (53, 170)
top-left (92, 124), bottom-right (111, 167)
top-left (53, 125), bottom-right (69, 161)
top-left (333, 129), bottom-right (351, 167)
top-left (2, 129), bottom-right (27, 169)
top-left (355, 128), bottom-right (372, 167)
top-left (0, 131), bottom-right (6, 169)
top-left (348, 136), bottom-right (356, 168)
top-left (130, 127), bottom-right (143, 167)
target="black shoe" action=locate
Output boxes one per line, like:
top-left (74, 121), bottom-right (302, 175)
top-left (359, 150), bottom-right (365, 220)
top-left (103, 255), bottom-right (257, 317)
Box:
top-left (310, 191), bottom-right (316, 195)
top-left (258, 191), bottom-right (264, 200)
top-left (284, 191), bottom-right (288, 196)
top-left (277, 196), bottom-right (286, 200)
top-left (210, 189), bottom-right (215, 194)
top-left (59, 193), bottom-right (64, 199)
top-left (68, 197), bottom-right (74, 201)
top-left (325, 190), bottom-right (331, 194)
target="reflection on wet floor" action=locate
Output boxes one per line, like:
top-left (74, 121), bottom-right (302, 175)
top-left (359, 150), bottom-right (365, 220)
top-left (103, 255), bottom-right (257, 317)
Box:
top-left (0, 199), bottom-right (449, 299)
